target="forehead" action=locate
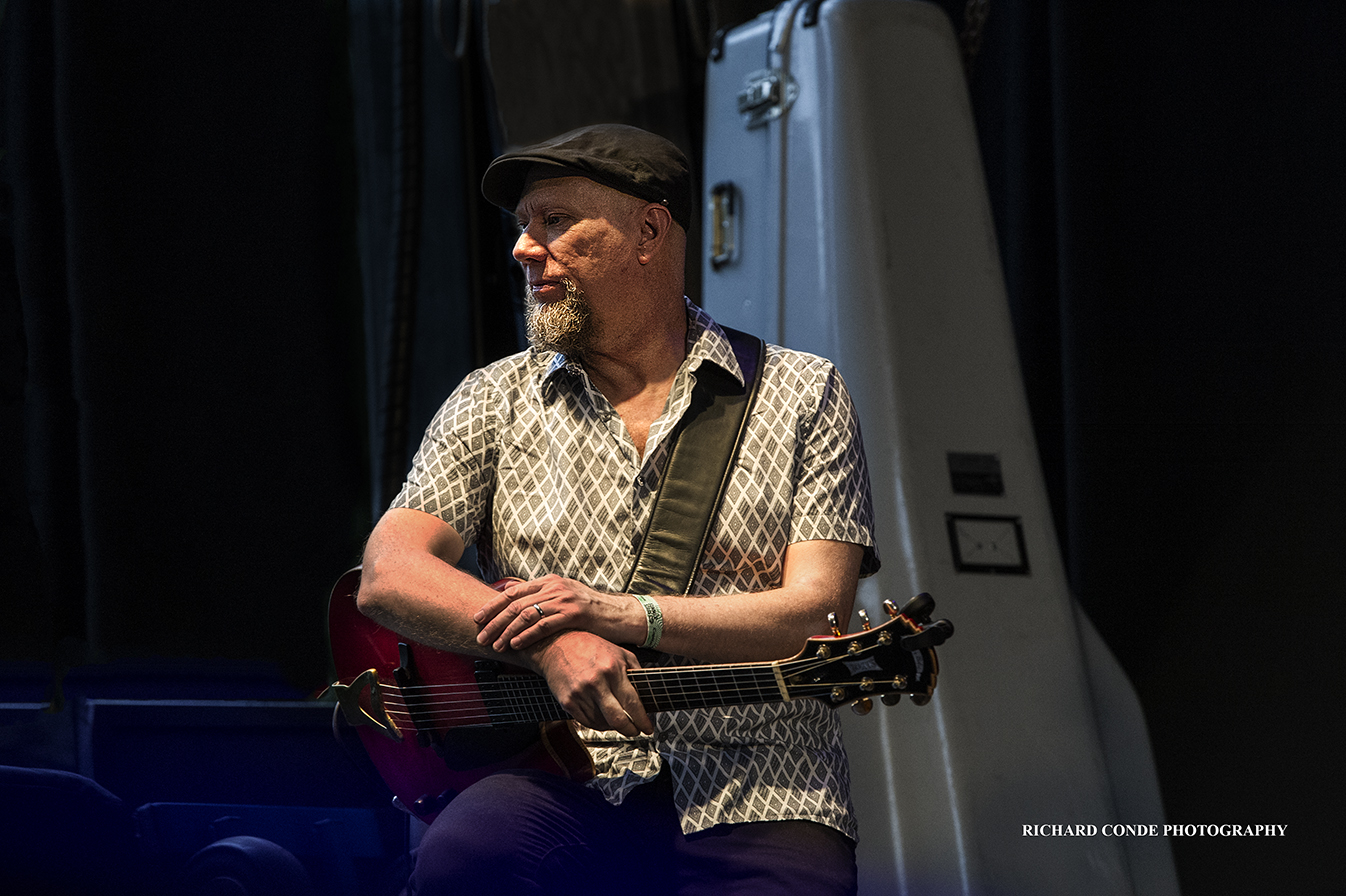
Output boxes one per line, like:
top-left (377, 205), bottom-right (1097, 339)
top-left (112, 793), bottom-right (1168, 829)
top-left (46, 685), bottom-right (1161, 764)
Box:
top-left (514, 174), bottom-right (635, 218)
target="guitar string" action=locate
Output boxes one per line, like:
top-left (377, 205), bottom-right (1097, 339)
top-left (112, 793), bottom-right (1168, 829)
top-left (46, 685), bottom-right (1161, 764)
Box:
top-left (349, 647), bottom-right (915, 729)
top-left (380, 663), bottom-right (796, 710)
top-left (372, 673), bottom-right (906, 730)
top-left (370, 650), bottom-right (896, 709)
top-left (373, 669), bottom-right (788, 724)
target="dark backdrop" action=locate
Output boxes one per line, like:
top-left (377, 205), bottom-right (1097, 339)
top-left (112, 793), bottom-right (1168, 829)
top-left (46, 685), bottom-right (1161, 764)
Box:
top-left (2, 1), bottom-right (1341, 893)
top-left (1, 0), bottom-right (369, 687)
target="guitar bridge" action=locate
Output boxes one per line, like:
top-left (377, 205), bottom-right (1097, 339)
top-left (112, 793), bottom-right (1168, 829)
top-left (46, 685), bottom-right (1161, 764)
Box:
top-left (330, 669), bottom-right (403, 742)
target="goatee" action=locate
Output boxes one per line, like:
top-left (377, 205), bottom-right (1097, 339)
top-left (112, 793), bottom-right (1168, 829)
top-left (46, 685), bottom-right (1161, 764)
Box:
top-left (525, 277), bottom-right (594, 357)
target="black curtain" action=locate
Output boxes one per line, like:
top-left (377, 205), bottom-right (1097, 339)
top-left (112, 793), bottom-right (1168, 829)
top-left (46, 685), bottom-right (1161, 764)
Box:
top-left (1, 0), bottom-right (369, 689)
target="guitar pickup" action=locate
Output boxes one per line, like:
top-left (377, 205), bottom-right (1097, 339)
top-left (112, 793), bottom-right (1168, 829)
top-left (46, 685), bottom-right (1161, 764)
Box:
top-left (395, 642), bottom-right (437, 747)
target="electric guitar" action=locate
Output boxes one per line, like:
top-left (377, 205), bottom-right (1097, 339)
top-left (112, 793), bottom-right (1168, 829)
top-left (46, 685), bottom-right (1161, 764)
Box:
top-left (326, 567), bottom-right (952, 823)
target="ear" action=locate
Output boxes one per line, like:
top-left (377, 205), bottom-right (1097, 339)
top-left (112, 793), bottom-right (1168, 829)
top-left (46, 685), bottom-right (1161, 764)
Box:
top-left (635, 202), bottom-right (674, 264)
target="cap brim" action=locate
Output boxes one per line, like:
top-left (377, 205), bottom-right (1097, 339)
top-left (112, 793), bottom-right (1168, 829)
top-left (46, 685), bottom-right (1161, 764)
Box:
top-left (481, 157), bottom-right (579, 215)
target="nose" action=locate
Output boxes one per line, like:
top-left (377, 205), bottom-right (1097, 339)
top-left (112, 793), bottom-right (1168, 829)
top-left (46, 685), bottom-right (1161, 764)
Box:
top-left (513, 226), bottom-right (546, 266)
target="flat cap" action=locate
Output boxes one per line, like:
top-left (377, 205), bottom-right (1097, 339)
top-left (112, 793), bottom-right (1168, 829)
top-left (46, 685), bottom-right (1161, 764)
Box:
top-left (482, 124), bottom-right (692, 230)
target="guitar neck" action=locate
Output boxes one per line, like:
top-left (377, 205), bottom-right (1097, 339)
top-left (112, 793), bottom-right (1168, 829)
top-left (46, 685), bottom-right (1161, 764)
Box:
top-left (479, 660), bottom-right (789, 726)
top-left (631, 662), bottom-right (788, 713)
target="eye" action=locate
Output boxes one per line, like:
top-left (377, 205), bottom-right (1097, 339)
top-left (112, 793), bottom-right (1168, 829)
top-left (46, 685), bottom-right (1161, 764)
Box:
top-left (545, 213), bottom-right (566, 228)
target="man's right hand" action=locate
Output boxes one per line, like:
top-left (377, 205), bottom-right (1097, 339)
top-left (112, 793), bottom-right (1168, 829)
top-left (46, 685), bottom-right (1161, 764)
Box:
top-left (525, 629), bottom-right (654, 737)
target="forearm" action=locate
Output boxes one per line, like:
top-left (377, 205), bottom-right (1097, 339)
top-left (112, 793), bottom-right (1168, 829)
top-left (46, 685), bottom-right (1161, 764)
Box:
top-left (480, 540), bottom-right (864, 664)
top-left (358, 508), bottom-right (531, 663)
top-left (639, 589), bottom-right (847, 664)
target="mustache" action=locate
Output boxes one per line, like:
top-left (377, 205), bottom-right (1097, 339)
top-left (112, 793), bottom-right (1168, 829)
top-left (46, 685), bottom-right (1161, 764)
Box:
top-left (527, 277), bottom-right (580, 303)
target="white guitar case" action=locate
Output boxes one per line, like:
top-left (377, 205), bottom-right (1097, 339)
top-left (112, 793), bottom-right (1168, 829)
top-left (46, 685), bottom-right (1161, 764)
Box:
top-left (701, 2), bottom-right (1180, 894)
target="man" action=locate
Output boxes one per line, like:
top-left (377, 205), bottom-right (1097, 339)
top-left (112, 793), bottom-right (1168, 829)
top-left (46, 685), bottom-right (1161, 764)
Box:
top-left (357, 124), bottom-right (879, 895)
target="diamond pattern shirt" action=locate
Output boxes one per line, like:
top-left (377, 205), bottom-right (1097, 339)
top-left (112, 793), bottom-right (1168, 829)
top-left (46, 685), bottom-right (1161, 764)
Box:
top-left (392, 300), bottom-right (879, 837)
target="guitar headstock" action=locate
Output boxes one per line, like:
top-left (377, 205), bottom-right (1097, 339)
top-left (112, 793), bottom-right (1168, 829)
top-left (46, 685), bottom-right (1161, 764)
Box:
top-left (780, 593), bottom-right (953, 714)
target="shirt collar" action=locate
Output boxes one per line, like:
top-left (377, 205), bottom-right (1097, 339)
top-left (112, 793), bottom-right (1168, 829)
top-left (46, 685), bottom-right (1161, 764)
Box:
top-left (683, 298), bottom-right (747, 386)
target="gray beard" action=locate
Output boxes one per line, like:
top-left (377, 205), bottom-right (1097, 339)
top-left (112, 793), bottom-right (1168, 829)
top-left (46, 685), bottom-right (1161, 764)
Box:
top-left (525, 277), bottom-right (594, 357)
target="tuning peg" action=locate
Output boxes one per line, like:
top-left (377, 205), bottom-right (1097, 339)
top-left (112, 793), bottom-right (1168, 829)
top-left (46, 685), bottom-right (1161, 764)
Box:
top-left (882, 599), bottom-right (900, 618)
top-left (827, 612), bottom-right (842, 637)
top-left (857, 608), bottom-right (872, 631)
top-left (881, 693), bottom-right (902, 706)
top-left (897, 592), bottom-right (935, 622)
top-left (851, 697), bottom-right (873, 715)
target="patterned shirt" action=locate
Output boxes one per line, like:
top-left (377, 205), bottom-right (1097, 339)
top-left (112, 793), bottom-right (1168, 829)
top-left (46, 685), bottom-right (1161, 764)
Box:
top-left (392, 300), bottom-right (879, 837)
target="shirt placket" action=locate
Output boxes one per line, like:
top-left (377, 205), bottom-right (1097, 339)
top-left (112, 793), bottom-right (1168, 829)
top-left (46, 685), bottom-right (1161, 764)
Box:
top-left (580, 359), bottom-right (704, 572)
top-left (573, 374), bottom-right (651, 580)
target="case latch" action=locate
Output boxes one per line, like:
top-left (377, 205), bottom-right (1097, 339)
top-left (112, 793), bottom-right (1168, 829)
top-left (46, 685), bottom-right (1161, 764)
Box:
top-left (736, 69), bottom-right (798, 129)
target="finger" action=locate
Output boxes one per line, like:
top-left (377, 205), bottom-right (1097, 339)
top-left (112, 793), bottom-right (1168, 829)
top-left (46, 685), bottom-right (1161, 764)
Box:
top-left (606, 663), bottom-right (652, 735)
top-left (617, 689), bottom-right (654, 735)
top-left (600, 694), bottom-right (652, 737)
top-left (475, 576), bottom-right (535, 623)
top-left (609, 705), bottom-right (639, 737)
top-left (495, 601), bottom-right (549, 651)
top-left (472, 590), bottom-right (515, 626)
top-left (479, 576), bottom-right (554, 629)
top-left (510, 598), bottom-right (578, 650)
top-left (480, 601), bottom-right (527, 649)
top-left (498, 579), bottom-right (540, 600)
top-left (476, 596), bottom-right (535, 645)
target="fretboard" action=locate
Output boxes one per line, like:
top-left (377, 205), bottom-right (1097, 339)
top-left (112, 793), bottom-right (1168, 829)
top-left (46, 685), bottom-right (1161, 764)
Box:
top-left (475, 660), bottom-right (791, 726)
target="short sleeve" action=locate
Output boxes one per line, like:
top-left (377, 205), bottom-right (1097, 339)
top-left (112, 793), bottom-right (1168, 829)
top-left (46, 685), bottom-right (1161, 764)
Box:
top-left (389, 368), bottom-right (500, 547)
top-left (790, 363), bottom-right (881, 577)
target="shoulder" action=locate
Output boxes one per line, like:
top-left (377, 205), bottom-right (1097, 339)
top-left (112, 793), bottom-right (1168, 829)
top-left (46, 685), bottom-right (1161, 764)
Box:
top-left (421, 348), bottom-right (551, 438)
top-left (467, 348), bottom-right (549, 390)
top-left (445, 348), bottom-right (556, 408)
top-left (759, 343), bottom-right (849, 399)
top-left (762, 342), bottom-right (838, 375)
top-left (686, 302), bottom-right (852, 403)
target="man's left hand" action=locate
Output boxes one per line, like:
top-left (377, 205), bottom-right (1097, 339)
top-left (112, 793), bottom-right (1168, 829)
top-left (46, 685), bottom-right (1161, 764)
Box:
top-left (474, 574), bottom-right (643, 652)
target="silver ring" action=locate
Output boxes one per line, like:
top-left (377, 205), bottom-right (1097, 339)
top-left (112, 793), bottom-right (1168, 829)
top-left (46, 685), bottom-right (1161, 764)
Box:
top-left (532, 603), bottom-right (544, 617)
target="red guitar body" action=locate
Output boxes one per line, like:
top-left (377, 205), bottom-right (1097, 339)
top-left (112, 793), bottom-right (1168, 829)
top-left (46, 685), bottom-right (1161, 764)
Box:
top-left (327, 569), bottom-right (588, 822)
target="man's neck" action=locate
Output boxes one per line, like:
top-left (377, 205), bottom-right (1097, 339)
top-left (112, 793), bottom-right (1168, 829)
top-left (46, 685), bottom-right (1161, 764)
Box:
top-left (581, 298), bottom-right (688, 457)
top-left (583, 295), bottom-right (686, 387)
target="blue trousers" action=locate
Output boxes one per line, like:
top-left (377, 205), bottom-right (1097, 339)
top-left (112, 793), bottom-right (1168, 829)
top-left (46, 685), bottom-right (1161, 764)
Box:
top-left (407, 768), bottom-right (857, 896)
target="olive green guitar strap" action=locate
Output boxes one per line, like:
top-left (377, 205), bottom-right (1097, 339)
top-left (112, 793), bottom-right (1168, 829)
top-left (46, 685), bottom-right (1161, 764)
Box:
top-left (623, 327), bottom-right (765, 596)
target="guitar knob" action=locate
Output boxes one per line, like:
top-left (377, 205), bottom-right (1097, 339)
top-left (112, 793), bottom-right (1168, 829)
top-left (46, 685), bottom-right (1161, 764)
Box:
top-left (412, 789), bottom-right (456, 816)
top-left (898, 592), bottom-right (935, 622)
top-left (851, 698), bottom-right (873, 715)
top-left (857, 608), bottom-right (872, 631)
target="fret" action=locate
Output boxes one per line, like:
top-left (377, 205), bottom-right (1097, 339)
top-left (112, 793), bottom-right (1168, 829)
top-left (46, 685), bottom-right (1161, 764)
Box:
top-left (631, 663), bottom-right (785, 712)
top-left (469, 661), bottom-right (790, 726)
top-left (481, 675), bottom-right (568, 724)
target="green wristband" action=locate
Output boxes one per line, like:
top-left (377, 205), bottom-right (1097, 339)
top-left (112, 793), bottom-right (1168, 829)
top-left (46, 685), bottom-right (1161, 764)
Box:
top-left (632, 594), bottom-right (663, 650)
